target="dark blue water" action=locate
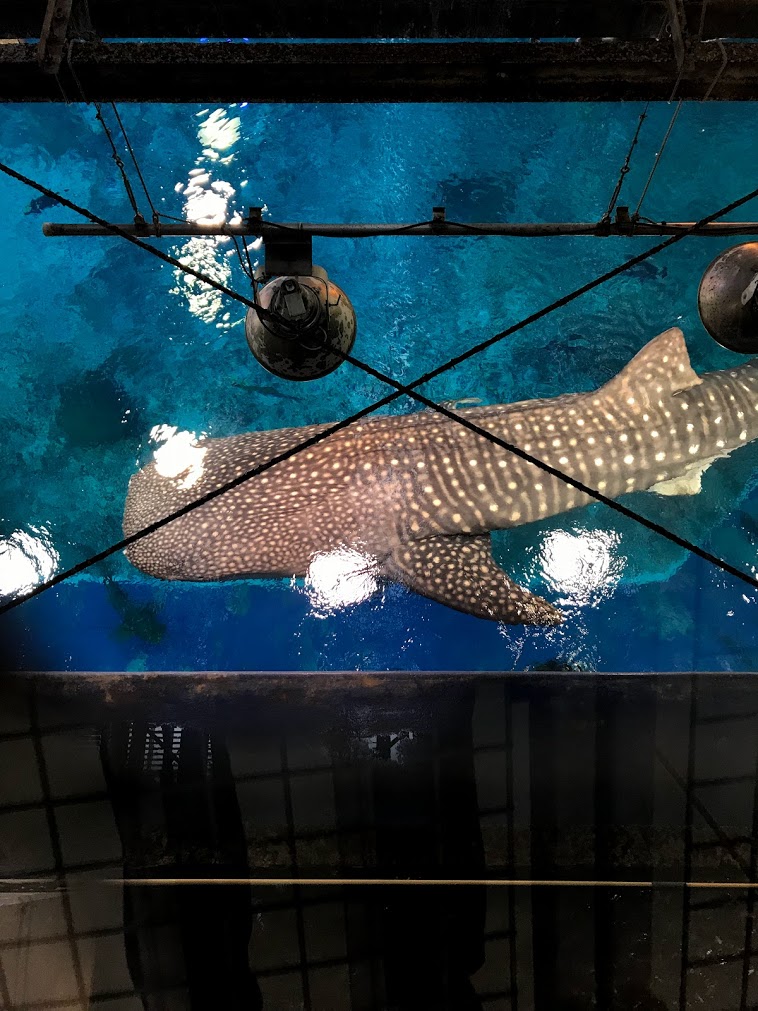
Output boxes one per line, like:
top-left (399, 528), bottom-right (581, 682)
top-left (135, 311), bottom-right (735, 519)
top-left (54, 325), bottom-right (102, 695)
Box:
top-left (1, 101), bottom-right (758, 671)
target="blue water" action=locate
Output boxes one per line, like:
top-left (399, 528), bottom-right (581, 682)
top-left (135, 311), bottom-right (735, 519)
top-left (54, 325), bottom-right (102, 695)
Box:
top-left (1, 101), bottom-right (758, 671)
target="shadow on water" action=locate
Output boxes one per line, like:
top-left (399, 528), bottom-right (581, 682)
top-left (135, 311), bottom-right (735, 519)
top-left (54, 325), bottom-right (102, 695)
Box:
top-left (435, 173), bottom-right (518, 221)
top-left (55, 371), bottom-right (142, 449)
top-left (23, 192), bottom-right (64, 216)
top-left (104, 576), bottom-right (167, 647)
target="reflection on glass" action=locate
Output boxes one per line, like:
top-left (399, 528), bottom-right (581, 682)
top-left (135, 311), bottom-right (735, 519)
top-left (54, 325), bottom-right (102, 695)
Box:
top-left (0, 526), bottom-right (59, 600)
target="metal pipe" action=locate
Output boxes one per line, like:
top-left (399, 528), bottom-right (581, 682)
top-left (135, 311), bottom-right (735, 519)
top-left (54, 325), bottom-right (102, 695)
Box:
top-left (41, 220), bottom-right (758, 238)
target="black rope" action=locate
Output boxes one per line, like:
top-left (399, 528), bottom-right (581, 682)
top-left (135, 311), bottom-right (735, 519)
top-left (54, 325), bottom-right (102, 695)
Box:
top-left (108, 102), bottom-right (161, 228)
top-left (241, 235), bottom-right (257, 282)
top-left (257, 217), bottom-right (495, 237)
top-left (64, 44), bottom-right (150, 227)
top-left (602, 103), bottom-right (649, 223)
top-left (52, 71), bottom-right (71, 105)
top-left (93, 102), bottom-right (145, 225)
top-left (66, 42), bottom-right (188, 227)
top-left (64, 40), bottom-right (86, 103)
top-left (2, 161), bottom-right (758, 613)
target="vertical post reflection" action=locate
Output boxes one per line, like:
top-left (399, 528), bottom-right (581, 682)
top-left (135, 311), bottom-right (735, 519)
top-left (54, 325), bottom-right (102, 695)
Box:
top-left (100, 723), bottom-right (261, 1010)
top-left (370, 688), bottom-right (486, 1010)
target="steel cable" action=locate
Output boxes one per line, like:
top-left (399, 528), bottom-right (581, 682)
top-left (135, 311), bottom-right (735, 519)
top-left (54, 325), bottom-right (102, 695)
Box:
top-left (93, 102), bottom-right (144, 223)
top-left (602, 102), bottom-right (650, 223)
top-left (634, 100), bottom-right (683, 221)
top-left (108, 102), bottom-right (161, 227)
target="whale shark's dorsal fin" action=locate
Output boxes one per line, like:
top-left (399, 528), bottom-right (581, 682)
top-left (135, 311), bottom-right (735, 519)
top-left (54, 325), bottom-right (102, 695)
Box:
top-left (597, 327), bottom-right (702, 407)
top-left (385, 533), bottom-right (563, 625)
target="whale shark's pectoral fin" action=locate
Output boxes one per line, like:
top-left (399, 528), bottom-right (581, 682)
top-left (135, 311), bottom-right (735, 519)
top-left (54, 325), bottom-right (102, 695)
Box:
top-left (649, 454), bottom-right (729, 496)
top-left (386, 534), bottom-right (563, 625)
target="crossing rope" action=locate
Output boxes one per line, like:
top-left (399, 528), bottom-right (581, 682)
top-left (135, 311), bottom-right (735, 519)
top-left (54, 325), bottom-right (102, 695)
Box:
top-left (107, 102), bottom-right (161, 229)
top-left (2, 161), bottom-right (758, 614)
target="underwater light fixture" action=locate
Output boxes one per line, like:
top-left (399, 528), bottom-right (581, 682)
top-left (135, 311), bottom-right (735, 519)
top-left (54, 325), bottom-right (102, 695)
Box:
top-left (245, 267), bottom-right (357, 381)
top-left (244, 224), bottom-right (357, 380)
top-left (698, 242), bottom-right (758, 354)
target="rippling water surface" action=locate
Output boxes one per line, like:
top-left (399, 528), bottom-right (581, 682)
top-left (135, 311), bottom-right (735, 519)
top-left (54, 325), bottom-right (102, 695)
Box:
top-left (1, 101), bottom-right (757, 670)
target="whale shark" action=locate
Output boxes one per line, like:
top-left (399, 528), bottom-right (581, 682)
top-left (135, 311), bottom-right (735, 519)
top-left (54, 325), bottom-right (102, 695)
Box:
top-left (123, 327), bottom-right (758, 624)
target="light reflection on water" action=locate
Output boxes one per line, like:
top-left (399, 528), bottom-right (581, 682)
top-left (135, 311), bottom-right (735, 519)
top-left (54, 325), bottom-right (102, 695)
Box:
top-left (303, 547), bottom-right (380, 618)
top-left (298, 529), bottom-right (626, 622)
top-left (150, 425), bottom-right (208, 490)
top-left (197, 107), bottom-right (241, 156)
top-left (538, 528), bottom-right (626, 607)
top-left (0, 526), bottom-right (59, 601)
top-left (168, 107), bottom-right (244, 330)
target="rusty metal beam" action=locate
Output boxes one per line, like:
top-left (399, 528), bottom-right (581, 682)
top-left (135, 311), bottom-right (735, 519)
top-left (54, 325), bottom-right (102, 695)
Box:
top-left (0, 39), bottom-right (754, 102)
top-left (3, 1), bottom-right (758, 42)
top-left (664, 0), bottom-right (689, 70)
top-left (36, 0), bottom-right (73, 74)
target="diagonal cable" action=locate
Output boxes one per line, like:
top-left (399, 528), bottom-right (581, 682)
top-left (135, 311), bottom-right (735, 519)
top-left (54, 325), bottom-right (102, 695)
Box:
top-left (0, 394), bottom-right (402, 615)
top-left (337, 349), bottom-right (758, 594)
top-left (634, 100), bottom-right (683, 221)
top-left (2, 163), bottom-right (758, 612)
top-left (93, 102), bottom-right (144, 223)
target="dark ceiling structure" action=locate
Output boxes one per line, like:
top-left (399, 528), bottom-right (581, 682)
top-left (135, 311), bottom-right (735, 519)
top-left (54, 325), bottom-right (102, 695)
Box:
top-left (2, 0), bottom-right (758, 102)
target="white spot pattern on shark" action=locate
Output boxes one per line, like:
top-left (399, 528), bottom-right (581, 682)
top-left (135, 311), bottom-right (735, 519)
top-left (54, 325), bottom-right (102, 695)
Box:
top-left (123, 328), bottom-right (758, 624)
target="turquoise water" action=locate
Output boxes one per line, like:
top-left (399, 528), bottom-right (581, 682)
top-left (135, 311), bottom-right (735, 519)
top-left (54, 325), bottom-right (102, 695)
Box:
top-left (1, 101), bottom-right (758, 671)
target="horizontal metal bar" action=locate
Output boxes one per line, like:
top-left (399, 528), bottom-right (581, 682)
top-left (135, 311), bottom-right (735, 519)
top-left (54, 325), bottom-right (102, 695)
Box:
top-left (687, 948), bottom-right (758, 970)
top-left (693, 774), bottom-right (758, 789)
top-left (0, 39), bottom-right (755, 102)
top-left (691, 836), bottom-right (753, 850)
top-left (697, 710), bottom-right (758, 725)
top-left (0, 790), bottom-right (110, 815)
top-left (8, 874), bottom-right (758, 889)
top-left (41, 220), bottom-right (758, 239)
